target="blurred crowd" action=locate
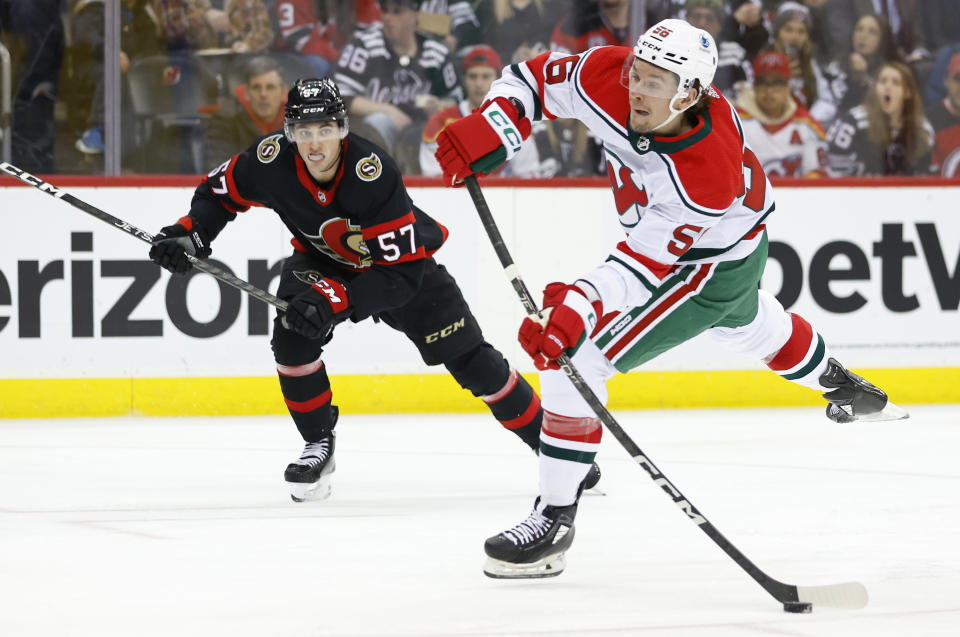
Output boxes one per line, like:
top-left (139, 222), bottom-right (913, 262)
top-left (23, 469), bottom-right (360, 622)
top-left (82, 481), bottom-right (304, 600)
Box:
top-left (0, 0), bottom-right (958, 178)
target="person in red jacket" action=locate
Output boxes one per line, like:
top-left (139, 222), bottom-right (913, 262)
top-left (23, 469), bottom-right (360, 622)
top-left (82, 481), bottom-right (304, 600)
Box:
top-left (203, 56), bottom-right (287, 166)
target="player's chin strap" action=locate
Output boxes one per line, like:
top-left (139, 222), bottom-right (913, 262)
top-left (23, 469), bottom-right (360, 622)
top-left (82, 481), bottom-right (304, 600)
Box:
top-left (646, 87), bottom-right (698, 134)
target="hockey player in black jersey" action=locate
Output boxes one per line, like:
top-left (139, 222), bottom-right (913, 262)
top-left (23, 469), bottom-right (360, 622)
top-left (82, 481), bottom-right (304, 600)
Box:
top-left (148, 77), bottom-right (600, 501)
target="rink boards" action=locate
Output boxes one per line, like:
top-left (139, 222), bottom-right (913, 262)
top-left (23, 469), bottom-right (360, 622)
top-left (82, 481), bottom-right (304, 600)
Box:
top-left (0, 179), bottom-right (957, 417)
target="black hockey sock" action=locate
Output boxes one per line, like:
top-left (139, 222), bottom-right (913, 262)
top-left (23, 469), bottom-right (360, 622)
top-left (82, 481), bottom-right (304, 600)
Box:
top-left (276, 358), bottom-right (337, 442)
top-left (482, 369), bottom-right (543, 450)
top-left (444, 344), bottom-right (541, 450)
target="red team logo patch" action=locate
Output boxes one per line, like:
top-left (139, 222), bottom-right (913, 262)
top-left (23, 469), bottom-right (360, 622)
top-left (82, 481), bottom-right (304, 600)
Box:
top-left (606, 160), bottom-right (648, 228)
top-left (303, 217), bottom-right (372, 268)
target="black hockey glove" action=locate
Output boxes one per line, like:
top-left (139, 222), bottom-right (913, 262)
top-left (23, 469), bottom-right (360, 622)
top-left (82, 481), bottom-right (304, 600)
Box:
top-left (149, 217), bottom-right (212, 274)
top-left (281, 277), bottom-right (352, 339)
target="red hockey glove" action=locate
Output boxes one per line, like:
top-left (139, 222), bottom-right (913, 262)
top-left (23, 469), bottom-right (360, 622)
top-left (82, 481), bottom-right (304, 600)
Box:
top-left (282, 277), bottom-right (352, 339)
top-left (518, 282), bottom-right (603, 371)
top-left (149, 216), bottom-right (212, 274)
top-left (435, 97), bottom-right (531, 187)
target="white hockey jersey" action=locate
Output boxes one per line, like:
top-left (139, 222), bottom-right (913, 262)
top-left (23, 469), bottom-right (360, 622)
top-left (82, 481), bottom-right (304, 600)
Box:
top-left (735, 92), bottom-right (829, 178)
top-left (488, 46), bottom-right (775, 313)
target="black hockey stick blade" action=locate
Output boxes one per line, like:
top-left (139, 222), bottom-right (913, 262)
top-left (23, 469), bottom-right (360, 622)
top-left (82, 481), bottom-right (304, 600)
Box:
top-left (463, 175), bottom-right (868, 610)
top-left (1, 161), bottom-right (288, 311)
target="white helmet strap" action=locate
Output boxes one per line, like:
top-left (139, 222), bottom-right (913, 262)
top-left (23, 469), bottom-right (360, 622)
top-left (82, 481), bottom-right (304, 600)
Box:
top-left (647, 85), bottom-right (699, 133)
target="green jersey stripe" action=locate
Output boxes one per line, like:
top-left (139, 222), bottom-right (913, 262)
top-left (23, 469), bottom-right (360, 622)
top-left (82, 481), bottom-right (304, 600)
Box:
top-left (540, 441), bottom-right (597, 465)
top-left (606, 255), bottom-right (659, 293)
top-left (508, 63), bottom-right (543, 122)
top-left (782, 335), bottom-right (826, 381)
top-left (593, 265), bottom-right (694, 349)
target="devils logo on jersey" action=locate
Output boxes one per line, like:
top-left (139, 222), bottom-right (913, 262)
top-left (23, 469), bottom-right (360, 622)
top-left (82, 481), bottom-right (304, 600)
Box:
top-left (605, 153), bottom-right (648, 228)
top-left (302, 217), bottom-right (372, 268)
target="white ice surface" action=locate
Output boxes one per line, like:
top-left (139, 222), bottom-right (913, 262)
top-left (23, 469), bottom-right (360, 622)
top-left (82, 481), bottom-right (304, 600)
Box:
top-left (1, 406), bottom-right (958, 637)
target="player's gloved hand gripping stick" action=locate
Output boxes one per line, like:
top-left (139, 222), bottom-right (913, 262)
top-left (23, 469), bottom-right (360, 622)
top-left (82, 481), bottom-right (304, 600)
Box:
top-left (435, 97), bottom-right (531, 186)
top-left (149, 217), bottom-right (213, 275)
top-left (463, 175), bottom-right (868, 613)
top-left (1, 162), bottom-right (289, 312)
top-left (518, 282), bottom-right (601, 371)
top-left (281, 277), bottom-right (352, 339)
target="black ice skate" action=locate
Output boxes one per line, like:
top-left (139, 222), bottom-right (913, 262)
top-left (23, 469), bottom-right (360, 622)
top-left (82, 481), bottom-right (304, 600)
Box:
top-left (582, 461), bottom-right (602, 493)
top-left (284, 431), bottom-right (336, 502)
top-left (820, 358), bottom-right (909, 423)
top-left (483, 498), bottom-right (577, 579)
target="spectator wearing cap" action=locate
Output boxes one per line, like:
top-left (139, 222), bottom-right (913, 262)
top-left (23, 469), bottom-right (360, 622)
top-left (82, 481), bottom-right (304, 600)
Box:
top-left (419, 45), bottom-right (541, 177)
top-left (736, 51), bottom-right (829, 177)
top-left (764, 2), bottom-right (831, 122)
top-left (926, 52), bottom-right (960, 176)
top-left (203, 56), bottom-right (287, 166)
top-left (333, 0), bottom-right (462, 173)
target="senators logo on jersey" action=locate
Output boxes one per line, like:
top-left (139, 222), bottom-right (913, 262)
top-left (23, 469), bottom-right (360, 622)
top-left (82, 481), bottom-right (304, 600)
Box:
top-left (303, 217), bottom-right (372, 268)
top-left (257, 134), bottom-right (284, 163)
top-left (292, 269), bottom-right (324, 286)
top-left (356, 153), bottom-right (382, 181)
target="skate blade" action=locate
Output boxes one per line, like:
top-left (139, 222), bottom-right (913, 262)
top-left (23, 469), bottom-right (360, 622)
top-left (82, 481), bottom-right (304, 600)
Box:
top-left (583, 485), bottom-right (607, 496)
top-left (858, 400), bottom-right (910, 422)
top-left (483, 554), bottom-right (566, 579)
top-left (288, 474), bottom-right (333, 503)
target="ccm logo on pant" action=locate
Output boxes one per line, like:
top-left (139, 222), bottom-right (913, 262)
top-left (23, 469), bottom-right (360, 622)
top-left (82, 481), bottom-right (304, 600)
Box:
top-left (426, 318), bottom-right (465, 343)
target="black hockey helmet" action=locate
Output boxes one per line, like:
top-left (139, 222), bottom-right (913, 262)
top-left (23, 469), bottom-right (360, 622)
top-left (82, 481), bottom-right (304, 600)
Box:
top-left (284, 77), bottom-right (349, 142)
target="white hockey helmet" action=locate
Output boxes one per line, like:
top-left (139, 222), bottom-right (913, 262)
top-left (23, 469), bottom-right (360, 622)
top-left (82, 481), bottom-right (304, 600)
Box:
top-left (626, 19), bottom-right (719, 131)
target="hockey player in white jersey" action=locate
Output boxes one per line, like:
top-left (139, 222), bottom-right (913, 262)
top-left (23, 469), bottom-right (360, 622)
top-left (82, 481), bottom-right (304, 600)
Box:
top-left (435, 19), bottom-right (907, 579)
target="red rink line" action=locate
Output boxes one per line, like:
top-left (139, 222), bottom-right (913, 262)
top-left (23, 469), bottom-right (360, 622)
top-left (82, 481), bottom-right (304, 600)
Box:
top-left (2, 174), bottom-right (960, 188)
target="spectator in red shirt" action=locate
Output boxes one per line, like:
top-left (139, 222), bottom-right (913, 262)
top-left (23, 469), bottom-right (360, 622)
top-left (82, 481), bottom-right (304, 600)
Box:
top-left (926, 52), bottom-right (960, 177)
top-left (273, 0), bottom-right (381, 76)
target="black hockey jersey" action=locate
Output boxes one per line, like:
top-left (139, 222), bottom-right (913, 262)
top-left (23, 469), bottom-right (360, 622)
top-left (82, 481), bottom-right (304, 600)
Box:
top-left (826, 105), bottom-right (934, 176)
top-left (332, 27), bottom-right (461, 119)
top-left (188, 132), bottom-right (449, 320)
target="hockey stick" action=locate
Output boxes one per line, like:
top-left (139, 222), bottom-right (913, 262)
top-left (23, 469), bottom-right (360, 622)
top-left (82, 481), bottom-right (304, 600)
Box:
top-left (1, 162), bottom-right (288, 311)
top-left (463, 175), bottom-right (867, 612)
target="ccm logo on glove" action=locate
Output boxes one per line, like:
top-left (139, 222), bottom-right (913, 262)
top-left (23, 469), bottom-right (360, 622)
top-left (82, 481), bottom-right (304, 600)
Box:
top-left (312, 279), bottom-right (348, 311)
top-left (282, 277), bottom-right (352, 339)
